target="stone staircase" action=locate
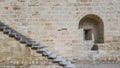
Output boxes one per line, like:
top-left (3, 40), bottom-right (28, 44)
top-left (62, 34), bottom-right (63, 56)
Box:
top-left (0, 22), bottom-right (76, 68)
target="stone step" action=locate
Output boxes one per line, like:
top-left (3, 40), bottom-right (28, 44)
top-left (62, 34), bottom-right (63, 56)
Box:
top-left (0, 22), bottom-right (76, 68)
top-left (37, 48), bottom-right (48, 53)
top-left (0, 25), bottom-right (6, 30)
top-left (26, 40), bottom-right (36, 47)
top-left (47, 53), bottom-right (57, 59)
top-left (31, 44), bottom-right (44, 50)
top-left (8, 30), bottom-right (17, 37)
top-left (53, 56), bottom-right (62, 62)
top-left (3, 27), bottom-right (12, 34)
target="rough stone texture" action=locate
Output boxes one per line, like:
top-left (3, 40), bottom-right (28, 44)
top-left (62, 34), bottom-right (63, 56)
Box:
top-left (0, 0), bottom-right (120, 68)
top-left (0, 31), bottom-right (62, 68)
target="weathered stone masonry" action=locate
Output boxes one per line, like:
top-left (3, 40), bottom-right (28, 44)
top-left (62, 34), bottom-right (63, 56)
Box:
top-left (0, 0), bottom-right (120, 68)
top-left (0, 22), bottom-right (77, 68)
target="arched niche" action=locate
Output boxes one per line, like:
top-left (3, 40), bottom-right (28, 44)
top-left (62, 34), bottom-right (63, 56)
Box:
top-left (79, 14), bottom-right (104, 43)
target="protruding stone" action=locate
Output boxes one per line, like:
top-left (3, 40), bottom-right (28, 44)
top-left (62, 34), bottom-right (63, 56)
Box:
top-left (37, 48), bottom-right (48, 53)
top-left (59, 59), bottom-right (68, 66)
top-left (9, 30), bottom-right (17, 37)
top-left (43, 51), bottom-right (52, 56)
top-left (14, 34), bottom-right (24, 40)
top-left (19, 37), bottom-right (29, 44)
top-left (53, 56), bottom-right (62, 62)
top-left (48, 53), bottom-right (57, 59)
top-left (0, 25), bottom-right (7, 30)
top-left (3, 27), bottom-right (11, 34)
top-left (26, 40), bottom-right (36, 47)
top-left (65, 64), bottom-right (76, 68)
top-left (31, 44), bottom-right (44, 50)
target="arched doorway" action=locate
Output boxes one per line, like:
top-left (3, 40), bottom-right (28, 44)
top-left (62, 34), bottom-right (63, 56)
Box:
top-left (79, 14), bottom-right (104, 44)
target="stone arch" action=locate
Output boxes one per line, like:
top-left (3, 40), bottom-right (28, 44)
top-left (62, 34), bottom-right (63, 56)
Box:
top-left (79, 14), bottom-right (104, 43)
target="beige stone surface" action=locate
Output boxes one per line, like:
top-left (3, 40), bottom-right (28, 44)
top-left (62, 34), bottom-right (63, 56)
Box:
top-left (0, 0), bottom-right (120, 67)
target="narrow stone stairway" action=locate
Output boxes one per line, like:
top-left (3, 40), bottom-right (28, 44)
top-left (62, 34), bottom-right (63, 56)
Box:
top-left (0, 22), bottom-right (76, 68)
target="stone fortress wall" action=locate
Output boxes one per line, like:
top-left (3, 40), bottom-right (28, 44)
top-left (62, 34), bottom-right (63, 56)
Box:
top-left (0, 0), bottom-right (120, 68)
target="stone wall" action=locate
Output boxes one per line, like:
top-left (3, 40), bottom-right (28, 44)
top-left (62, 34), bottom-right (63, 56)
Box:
top-left (0, 0), bottom-right (120, 67)
top-left (0, 31), bottom-right (62, 68)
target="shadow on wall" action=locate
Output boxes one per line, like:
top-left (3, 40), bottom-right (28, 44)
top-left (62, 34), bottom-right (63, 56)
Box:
top-left (78, 14), bottom-right (104, 44)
